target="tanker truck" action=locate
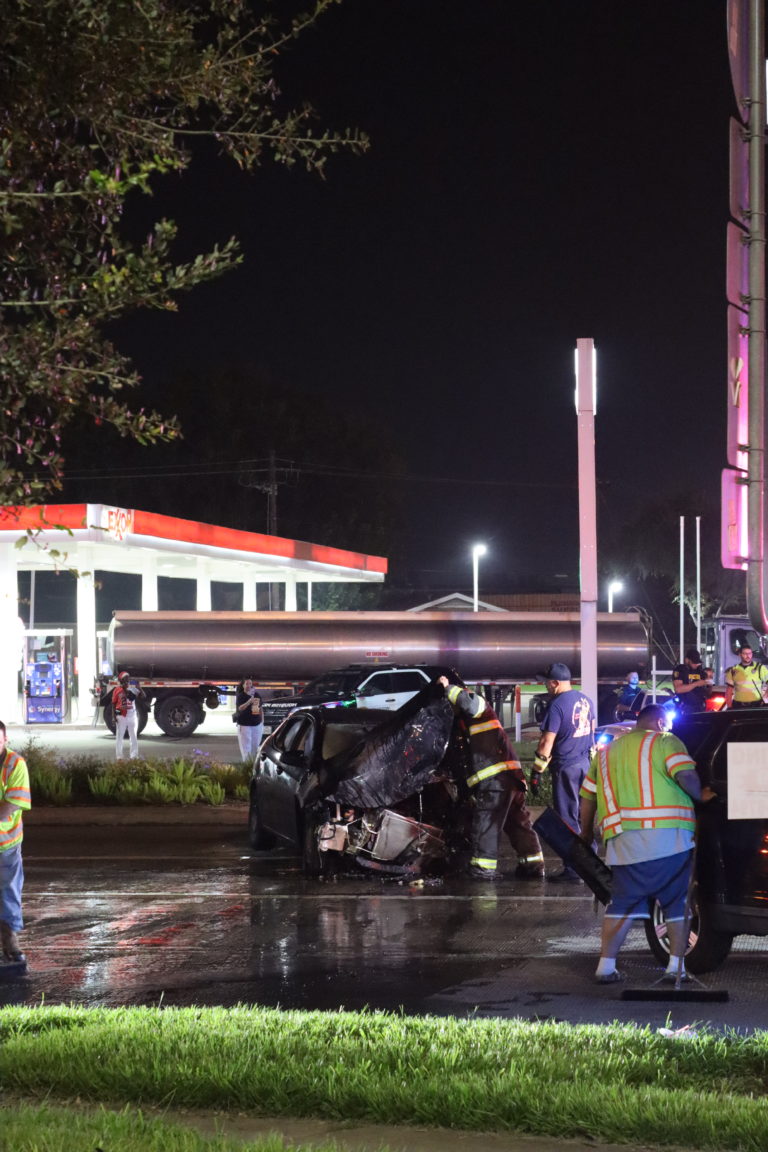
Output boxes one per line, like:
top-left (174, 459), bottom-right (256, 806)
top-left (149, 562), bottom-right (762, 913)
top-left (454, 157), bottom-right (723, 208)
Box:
top-left (95, 609), bottom-right (651, 737)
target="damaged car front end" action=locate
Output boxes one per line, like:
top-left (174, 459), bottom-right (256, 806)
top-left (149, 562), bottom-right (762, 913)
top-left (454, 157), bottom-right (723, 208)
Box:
top-left (248, 686), bottom-right (469, 877)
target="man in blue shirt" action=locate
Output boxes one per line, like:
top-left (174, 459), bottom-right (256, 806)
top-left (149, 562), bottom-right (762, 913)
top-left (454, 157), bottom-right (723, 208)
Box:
top-left (533, 662), bottom-right (595, 882)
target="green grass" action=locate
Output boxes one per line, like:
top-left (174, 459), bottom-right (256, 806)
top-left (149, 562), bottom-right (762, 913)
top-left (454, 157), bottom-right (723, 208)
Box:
top-left (2, 1006), bottom-right (768, 1149)
top-left (1, 1102), bottom-right (346, 1152)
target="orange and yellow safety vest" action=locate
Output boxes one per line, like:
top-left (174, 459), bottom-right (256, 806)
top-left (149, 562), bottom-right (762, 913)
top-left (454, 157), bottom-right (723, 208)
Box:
top-left (580, 729), bottom-right (695, 842)
top-left (0, 748), bottom-right (31, 852)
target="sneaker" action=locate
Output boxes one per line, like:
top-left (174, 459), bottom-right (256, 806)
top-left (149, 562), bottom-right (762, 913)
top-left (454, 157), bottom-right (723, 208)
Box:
top-left (0, 923), bottom-right (22, 962)
top-left (661, 969), bottom-right (690, 983)
top-left (514, 864), bottom-right (545, 879)
top-left (467, 865), bottom-right (500, 882)
top-left (595, 969), bottom-right (625, 985)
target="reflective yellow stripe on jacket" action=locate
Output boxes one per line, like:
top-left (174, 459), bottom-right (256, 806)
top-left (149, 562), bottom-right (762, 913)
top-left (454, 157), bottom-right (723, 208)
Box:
top-left (468, 719), bottom-right (503, 736)
top-left (466, 761), bottom-right (518, 787)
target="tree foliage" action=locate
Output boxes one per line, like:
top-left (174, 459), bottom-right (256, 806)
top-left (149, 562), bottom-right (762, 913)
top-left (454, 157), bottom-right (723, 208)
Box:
top-left (0, 0), bottom-right (366, 505)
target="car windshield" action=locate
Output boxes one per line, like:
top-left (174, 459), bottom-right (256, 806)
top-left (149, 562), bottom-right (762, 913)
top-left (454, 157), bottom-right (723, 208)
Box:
top-left (302, 673), bottom-right (355, 698)
top-left (321, 716), bottom-right (383, 760)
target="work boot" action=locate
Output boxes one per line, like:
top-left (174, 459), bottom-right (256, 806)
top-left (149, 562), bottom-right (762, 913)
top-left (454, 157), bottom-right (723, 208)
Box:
top-left (514, 863), bottom-right (545, 879)
top-left (467, 865), bottom-right (500, 882)
top-left (0, 921), bottom-right (22, 962)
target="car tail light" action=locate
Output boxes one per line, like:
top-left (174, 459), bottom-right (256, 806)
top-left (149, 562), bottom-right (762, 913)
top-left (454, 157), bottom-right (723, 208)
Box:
top-left (705, 694), bottom-right (727, 712)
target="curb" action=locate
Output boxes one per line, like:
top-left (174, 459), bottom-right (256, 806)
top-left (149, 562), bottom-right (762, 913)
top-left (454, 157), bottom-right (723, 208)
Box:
top-left (24, 803), bottom-right (248, 826)
top-left (25, 803), bottom-right (544, 827)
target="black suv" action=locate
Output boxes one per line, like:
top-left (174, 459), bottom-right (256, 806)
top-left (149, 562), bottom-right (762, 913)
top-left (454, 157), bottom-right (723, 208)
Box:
top-left (261, 664), bottom-right (452, 732)
top-left (647, 707), bottom-right (768, 972)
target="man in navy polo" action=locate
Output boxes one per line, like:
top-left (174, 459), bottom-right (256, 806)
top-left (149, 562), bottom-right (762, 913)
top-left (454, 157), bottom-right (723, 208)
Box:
top-left (532, 662), bottom-right (595, 883)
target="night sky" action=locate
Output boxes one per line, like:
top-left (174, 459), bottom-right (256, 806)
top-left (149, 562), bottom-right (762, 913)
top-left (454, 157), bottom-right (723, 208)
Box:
top-left (60, 0), bottom-right (735, 603)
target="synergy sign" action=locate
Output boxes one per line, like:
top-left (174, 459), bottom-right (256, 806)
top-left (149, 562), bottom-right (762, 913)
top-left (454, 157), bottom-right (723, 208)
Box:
top-left (101, 506), bottom-right (134, 543)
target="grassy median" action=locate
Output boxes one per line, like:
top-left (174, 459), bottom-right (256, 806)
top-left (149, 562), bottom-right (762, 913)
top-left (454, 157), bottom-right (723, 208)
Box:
top-left (1, 1103), bottom-right (338, 1152)
top-left (1, 1005), bottom-right (768, 1150)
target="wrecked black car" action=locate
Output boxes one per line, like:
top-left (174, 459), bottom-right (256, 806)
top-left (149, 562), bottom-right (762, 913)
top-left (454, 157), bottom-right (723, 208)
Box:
top-left (248, 686), bottom-right (470, 877)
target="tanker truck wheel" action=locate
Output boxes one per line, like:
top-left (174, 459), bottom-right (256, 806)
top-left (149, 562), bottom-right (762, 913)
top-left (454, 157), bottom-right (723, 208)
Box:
top-left (103, 701), bottom-right (116, 735)
top-left (155, 695), bottom-right (199, 738)
top-left (136, 701), bottom-right (149, 735)
top-left (104, 696), bottom-right (149, 735)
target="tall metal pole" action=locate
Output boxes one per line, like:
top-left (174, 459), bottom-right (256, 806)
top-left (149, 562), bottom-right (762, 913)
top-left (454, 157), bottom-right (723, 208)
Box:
top-left (747, 0), bottom-right (768, 631)
top-left (696, 515), bottom-right (702, 653)
top-left (575, 338), bottom-right (598, 708)
top-left (679, 515), bottom-right (685, 662)
top-left (471, 543), bottom-right (486, 612)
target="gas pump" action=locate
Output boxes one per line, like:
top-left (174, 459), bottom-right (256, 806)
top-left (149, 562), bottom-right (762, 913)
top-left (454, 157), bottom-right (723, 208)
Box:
top-left (23, 630), bottom-right (73, 724)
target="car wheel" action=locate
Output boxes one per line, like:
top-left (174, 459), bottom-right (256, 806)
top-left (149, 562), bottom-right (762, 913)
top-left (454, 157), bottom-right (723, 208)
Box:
top-left (644, 885), bottom-right (733, 974)
top-left (155, 695), bottom-right (199, 737)
top-left (248, 788), bottom-right (275, 850)
top-left (532, 696), bottom-right (548, 724)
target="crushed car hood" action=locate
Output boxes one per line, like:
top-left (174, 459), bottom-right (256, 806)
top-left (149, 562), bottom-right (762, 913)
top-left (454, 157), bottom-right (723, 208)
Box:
top-left (327, 686), bottom-right (455, 808)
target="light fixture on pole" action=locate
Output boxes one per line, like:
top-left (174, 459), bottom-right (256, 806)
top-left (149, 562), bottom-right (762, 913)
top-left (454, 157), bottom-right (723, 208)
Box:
top-left (607, 579), bottom-right (623, 613)
top-left (471, 543), bottom-right (487, 612)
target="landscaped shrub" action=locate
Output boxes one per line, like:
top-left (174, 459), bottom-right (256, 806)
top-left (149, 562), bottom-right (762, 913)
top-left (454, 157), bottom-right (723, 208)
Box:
top-left (87, 774), bottom-right (118, 801)
top-left (191, 754), bottom-right (251, 797)
top-left (30, 765), bottom-right (73, 806)
top-left (197, 777), bottom-right (226, 806)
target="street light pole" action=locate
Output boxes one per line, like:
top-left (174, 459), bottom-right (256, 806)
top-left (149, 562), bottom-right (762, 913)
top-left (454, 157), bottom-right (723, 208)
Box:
top-left (472, 543), bottom-right (487, 612)
top-left (607, 579), bottom-right (623, 613)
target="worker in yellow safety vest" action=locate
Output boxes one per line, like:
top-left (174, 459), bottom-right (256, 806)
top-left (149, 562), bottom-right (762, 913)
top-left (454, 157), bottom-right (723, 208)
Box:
top-left (724, 646), bottom-right (768, 709)
top-left (438, 676), bottom-right (544, 882)
top-left (579, 703), bottom-right (713, 984)
top-left (0, 720), bottom-right (31, 965)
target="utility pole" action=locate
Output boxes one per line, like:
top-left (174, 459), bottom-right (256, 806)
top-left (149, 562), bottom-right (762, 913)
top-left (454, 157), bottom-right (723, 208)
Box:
top-left (239, 451), bottom-right (298, 608)
top-left (239, 451), bottom-right (298, 537)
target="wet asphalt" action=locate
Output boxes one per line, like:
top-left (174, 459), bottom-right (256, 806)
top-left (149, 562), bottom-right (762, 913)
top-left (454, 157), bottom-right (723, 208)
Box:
top-left (1, 817), bottom-right (766, 1033)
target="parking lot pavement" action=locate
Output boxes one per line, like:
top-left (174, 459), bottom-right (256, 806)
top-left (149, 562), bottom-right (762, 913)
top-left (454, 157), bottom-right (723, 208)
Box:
top-left (5, 709), bottom-right (241, 763)
top-left (1, 821), bottom-right (766, 1033)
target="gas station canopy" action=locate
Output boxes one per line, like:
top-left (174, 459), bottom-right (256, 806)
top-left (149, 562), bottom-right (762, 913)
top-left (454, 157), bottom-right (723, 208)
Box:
top-left (0, 503), bottom-right (387, 721)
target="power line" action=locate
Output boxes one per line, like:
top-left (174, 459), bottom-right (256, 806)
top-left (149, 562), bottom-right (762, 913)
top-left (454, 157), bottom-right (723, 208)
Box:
top-left (58, 459), bottom-right (576, 489)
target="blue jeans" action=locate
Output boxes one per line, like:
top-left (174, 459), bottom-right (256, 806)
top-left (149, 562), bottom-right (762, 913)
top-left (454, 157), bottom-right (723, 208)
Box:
top-left (552, 758), bottom-right (590, 876)
top-left (0, 844), bottom-right (24, 931)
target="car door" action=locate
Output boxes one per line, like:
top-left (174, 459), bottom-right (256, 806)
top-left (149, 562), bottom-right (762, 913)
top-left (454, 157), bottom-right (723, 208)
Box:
top-left (258, 714), bottom-right (316, 842)
top-left (702, 716), bottom-right (768, 908)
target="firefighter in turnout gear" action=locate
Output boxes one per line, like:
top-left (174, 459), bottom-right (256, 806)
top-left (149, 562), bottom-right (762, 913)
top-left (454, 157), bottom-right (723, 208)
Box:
top-left (438, 676), bottom-right (544, 881)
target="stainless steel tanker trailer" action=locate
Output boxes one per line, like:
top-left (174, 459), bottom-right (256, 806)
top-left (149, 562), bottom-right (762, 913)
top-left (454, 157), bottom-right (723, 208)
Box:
top-left (95, 609), bottom-right (651, 737)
